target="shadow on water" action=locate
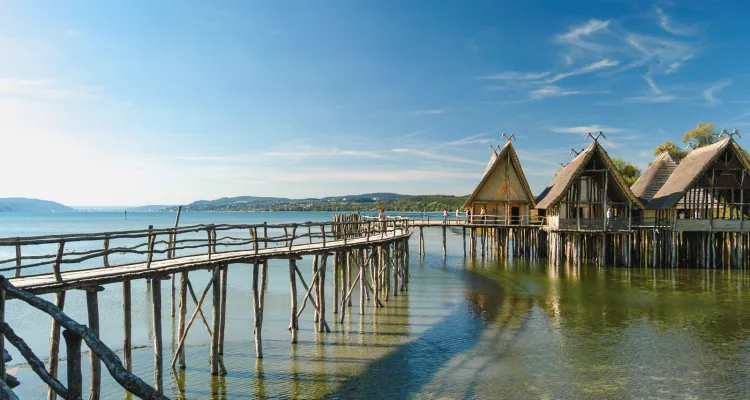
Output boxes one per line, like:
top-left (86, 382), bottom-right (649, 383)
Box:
top-left (323, 270), bottom-right (522, 399)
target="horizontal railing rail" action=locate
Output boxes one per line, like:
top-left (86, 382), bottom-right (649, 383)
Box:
top-left (0, 219), bottom-right (410, 280)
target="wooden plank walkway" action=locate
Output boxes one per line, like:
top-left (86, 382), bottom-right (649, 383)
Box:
top-left (9, 229), bottom-right (410, 295)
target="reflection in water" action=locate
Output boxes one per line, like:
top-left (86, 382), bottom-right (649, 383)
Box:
top-left (11, 242), bottom-right (750, 399)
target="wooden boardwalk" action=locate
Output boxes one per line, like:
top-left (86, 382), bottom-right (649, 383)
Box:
top-left (9, 228), bottom-right (408, 295)
top-left (0, 217), bottom-right (412, 399)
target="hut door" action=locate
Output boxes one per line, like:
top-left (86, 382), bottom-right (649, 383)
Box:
top-left (511, 206), bottom-right (520, 224)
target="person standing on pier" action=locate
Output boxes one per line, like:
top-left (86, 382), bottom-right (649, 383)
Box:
top-left (443, 209), bottom-right (448, 223)
top-left (455, 208), bottom-right (460, 222)
top-left (480, 207), bottom-right (486, 224)
top-left (466, 208), bottom-right (472, 223)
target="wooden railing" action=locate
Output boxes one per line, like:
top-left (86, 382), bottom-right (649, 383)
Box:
top-left (0, 276), bottom-right (166, 400)
top-left (0, 220), bottom-right (410, 280)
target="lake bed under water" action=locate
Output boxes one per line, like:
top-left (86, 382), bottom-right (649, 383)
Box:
top-left (3, 212), bottom-right (750, 399)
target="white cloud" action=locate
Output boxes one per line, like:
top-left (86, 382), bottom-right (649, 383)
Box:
top-left (551, 125), bottom-right (626, 135)
top-left (625, 34), bottom-right (695, 74)
top-left (529, 86), bottom-right (607, 100)
top-left (436, 132), bottom-right (495, 147)
top-left (656, 8), bottom-right (698, 36)
top-left (391, 148), bottom-right (485, 166)
top-left (480, 71), bottom-right (550, 81)
top-left (622, 94), bottom-right (676, 103)
top-left (0, 78), bottom-right (103, 101)
top-left (409, 109), bottom-right (445, 115)
top-left (546, 59), bottom-right (619, 83)
top-left (643, 75), bottom-right (662, 95)
top-left (530, 86), bottom-right (581, 99)
top-left (704, 80), bottom-right (731, 105)
top-left (556, 19), bottom-right (611, 52)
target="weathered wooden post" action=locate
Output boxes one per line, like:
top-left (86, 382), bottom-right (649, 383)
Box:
top-left (86, 287), bottom-right (102, 400)
top-left (122, 281), bottom-right (132, 373)
top-left (210, 265), bottom-right (221, 375)
top-left (47, 291), bottom-right (65, 400)
top-left (152, 277), bottom-right (163, 392)
top-left (442, 225), bottom-right (447, 257)
top-left (289, 259), bottom-right (299, 343)
top-left (177, 271), bottom-right (187, 369)
top-left (63, 329), bottom-right (83, 400)
top-left (318, 254), bottom-right (328, 333)
top-left (333, 252), bottom-right (340, 315)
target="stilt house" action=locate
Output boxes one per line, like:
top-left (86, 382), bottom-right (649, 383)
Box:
top-left (641, 137), bottom-right (750, 231)
top-left (535, 141), bottom-right (644, 230)
top-left (630, 152), bottom-right (678, 225)
top-left (463, 141), bottom-right (536, 224)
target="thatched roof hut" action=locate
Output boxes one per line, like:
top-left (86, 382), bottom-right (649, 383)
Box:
top-left (630, 152), bottom-right (678, 206)
top-left (535, 141), bottom-right (644, 210)
top-left (646, 138), bottom-right (750, 210)
top-left (464, 141), bottom-right (535, 223)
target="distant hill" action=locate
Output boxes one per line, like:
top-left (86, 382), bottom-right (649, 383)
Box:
top-left (0, 198), bottom-right (75, 212)
top-left (127, 205), bottom-right (174, 212)
top-left (163, 193), bottom-right (465, 212)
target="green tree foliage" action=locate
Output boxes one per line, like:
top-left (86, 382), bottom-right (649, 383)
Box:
top-left (653, 141), bottom-right (688, 162)
top-left (611, 158), bottom-right (641, 186)
top-left (681, 122), bottom-right (717, 147)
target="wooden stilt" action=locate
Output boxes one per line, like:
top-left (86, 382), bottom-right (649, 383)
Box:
top-left (151, 278), bottom-right (163, 392)
top-left (289, 259), bottom-right (299, 343)
top-left (333, 252), bottom-right (339, 315)
top-left (46, 291), bottom-right (65, 400)
top-left (63, 330), bottom-right (83, 400)
top-left (210, 265), bottom-right (221, 375)
top-left (359, 250), bottom-right (366, 315)
top-left (218, 265), bottom-right (228, 355)
top-left (86, 287), bottom-right (102, 400)
top-left (318, 254), bottom-right (327, 333)
top-left (177, 272), bottom-right (187, 369)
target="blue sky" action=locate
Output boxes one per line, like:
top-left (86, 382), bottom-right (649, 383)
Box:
top-left (1, 1), bottom-right (749, 205)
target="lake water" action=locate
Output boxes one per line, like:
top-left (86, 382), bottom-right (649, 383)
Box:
top-left (3, 212), bottom-right (750, 399)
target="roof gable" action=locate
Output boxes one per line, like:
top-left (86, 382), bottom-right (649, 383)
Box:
top-left (647, 138), bottom-right (750, 210)
top-left (464, 142), bottom-right (536, 208)
top-left (535, 142), bottom-right (644, 210)
top-left (630, 152), bottom-right (678, 205)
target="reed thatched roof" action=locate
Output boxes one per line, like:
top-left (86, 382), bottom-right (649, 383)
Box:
top-left (535, 141), bottom-right (644, 210)
top-left (464, 141), bottom-right (536, 208)
top-left (630, 152), bottom-right (678, 206)
top-left (647, 137), bottom-right (750, 210)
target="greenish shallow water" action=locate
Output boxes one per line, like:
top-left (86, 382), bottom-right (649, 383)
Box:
top-left (4, 213), bottom-right (750, 399)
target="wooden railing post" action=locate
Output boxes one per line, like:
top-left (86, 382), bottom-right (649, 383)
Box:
top-left (207, 227), bottom-right (213, 259)
top-left (321, 225), bottom-right (326, 247)
top-left (103, 235), bottom-right (110, 267)
top-left (263, 222), bottom-right (268, 249)
top-left (146, 225), bottom-right (156, 269)
top-left (63, 329), bottom-right (83, 400)
top-left (288, 225), bottom-right (296, 251)
top-left (14, 240), bottom-right (21, 278)
top-left (53, 240), bottom-right (65, 282)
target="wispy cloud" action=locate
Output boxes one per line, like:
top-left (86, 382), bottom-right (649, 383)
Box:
top-left (530, 86), bottom-right (581, 99)
top-left (0, 78), bottom-right (103, 101)
top-left (436, 132), bottom-right (496, 148)
top-left (409, 109), bottom-right (445, 116)
top-left (529, 85), bottom-right (608, 100)
top-left (392, 148), bottom-right (485, 166)
top-left (655, 8), bottom-right (698, 36)
top-left (480, 71), bottom-right (550, 81)
top-left (643, 74), bottom-right (662, 95)
top-left (622, 94), bottom-right (676, 103)
top-left (556, 19), bottom-right (611, 52)
top-left (704, 80), bottom-right (731, 105)
top-left (551, 125), bottom-right (626, 135)
top-left (625, 34), bottom-right (695, 74)
top-left (404, 129), bottom-right (430, 139)
top-left (546, 59), bottom-right (619, 83)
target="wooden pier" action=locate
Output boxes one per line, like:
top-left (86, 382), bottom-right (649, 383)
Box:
top-left (0, 217), bottom-right (411, 399)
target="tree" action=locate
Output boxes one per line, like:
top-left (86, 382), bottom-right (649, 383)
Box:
top-left (612, 158), bottom-right (641, 186)
top-left (653, 141), bottom-right (688, 162)
top-left (682, 122), bottom-right (717, 147)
